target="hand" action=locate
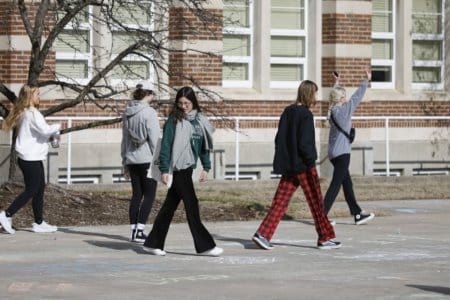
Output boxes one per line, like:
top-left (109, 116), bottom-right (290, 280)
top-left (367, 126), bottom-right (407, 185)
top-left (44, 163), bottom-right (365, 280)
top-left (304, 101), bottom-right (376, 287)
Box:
top-left (199, 170), bottom-right (208, 183)
top-left (161, 173), bottom-right (170, 185)
top-left (123, 167), bottom-right (130, 180)
top-left (365, 65), bottom-right (372, 81)
top-left (332, 71), bottom-right (340, 86)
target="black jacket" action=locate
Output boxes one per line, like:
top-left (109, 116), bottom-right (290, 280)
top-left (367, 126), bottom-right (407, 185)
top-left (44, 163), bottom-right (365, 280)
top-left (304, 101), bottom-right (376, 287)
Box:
top-left (273, 105), bottom-right (317, 175)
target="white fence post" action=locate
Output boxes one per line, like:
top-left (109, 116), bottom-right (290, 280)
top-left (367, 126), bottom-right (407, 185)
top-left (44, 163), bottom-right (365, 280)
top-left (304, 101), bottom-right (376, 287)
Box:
top-left (67, 118), bottom-right (72, 185)
top-left (235, 117), bottom-right (240, 181)
top-left (385, 117), bottom-right (390, 177)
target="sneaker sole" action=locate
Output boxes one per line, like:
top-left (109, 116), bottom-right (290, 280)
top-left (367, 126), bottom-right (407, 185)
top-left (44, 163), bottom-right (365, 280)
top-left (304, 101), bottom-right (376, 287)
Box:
top-left (33, 229), bottom-right (57, 233)
top-left (198, 248), bottom-right (224, 257)
top-left (142, 247), bottom-right (166, 256)
top-left (252, 237), bottom-right (274, 250)
top-left (0, 222), bottom-right (15, 234)
top-left (132, 238), bottom-right (146, 243)
top-left (355, 214), bottom-right (375, 225)
top-left (318, 244), bottom-right (342, 250)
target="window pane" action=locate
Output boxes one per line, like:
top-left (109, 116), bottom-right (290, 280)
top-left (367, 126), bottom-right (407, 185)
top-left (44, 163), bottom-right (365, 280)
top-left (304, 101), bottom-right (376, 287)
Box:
top-left (56, 60), bottom-right (88, 78)
top-left (373, 0), bottom-right (392, 11)
top-left (271, 0), bottom-right (305, 30)
top-left (223, 63), bottom-right (249, 80)
top-left (271, 64), bottom-right (303, 81)
top-left (223, 35), bottom-right (250, 56)
top-left (412, 15), bottom-right (442, 34)
top-left (372, 39), bottom-right (393, 59)
top-left (372, 13), bottom-right (392, 32)
top-left (372, 0), bottom-right (393, 32)
top-left (412, 0), bottom-right (442, 34)
top-left (224, 0), bottom-right (250, 27)
top-left (413, 67), bottom-right (440, 83)
top-left (413, 41), bottom-right (442, 60)
top-left (112, 4), bottom-right (151, 24)
top-left (112, 32), bottom-right (139, 54)
top-left (271, 36), bottom-right (304, 57)
top-left (55, 30), bottom-right (90, 53)
top-left (412, 0), bottom-right (441, 13)
top-left (371, 66), bottom-right (392, 82)
top-left (111, 61), bottom-right (149, 80)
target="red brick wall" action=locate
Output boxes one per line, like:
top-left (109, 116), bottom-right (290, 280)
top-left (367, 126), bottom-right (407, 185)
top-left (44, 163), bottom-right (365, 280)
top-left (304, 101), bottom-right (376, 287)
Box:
top-left (322, 14), bottom-right (372, 44)
top-left (168, 7), bottom-right (223, 87)
top-left (169, 7), bottom-right (222, 40)
top-left (0, 1), bottom-right (55, 84)
top-left (322, 11), bottom-right (372, 88)
top-left (169, 53), bottom-right (222, 86)
top-left (322, 57), bottom-right (371, 87)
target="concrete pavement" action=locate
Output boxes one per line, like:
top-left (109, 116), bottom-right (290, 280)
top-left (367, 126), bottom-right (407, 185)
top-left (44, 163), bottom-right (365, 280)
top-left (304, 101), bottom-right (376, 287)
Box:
top-left (1, 199), bottom-right (450, 300)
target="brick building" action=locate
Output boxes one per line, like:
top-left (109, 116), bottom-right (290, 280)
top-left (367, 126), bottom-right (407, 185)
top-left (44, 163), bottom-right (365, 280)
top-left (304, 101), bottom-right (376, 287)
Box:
top-left (1, 0), bottom-right (449, 183)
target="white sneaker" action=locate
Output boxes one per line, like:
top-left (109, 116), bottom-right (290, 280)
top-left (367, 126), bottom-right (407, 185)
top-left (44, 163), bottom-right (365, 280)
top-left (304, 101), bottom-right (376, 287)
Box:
top-left (0, 211), bottom-right (15, 234)
top-left (199, 247), bottom-right (223, 257)
top-left (32, 221), bottom-right (57, 233)
top-left (142, 246), bottom-right (166, 256)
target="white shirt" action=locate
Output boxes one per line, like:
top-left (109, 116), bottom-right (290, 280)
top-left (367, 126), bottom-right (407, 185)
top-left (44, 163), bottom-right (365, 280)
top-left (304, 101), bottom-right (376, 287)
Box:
top-left (15, 107), bottom-right (60, 161)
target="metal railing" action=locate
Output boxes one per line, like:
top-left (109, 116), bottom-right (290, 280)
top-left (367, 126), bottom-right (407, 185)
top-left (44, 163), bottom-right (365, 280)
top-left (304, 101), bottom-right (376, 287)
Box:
top-left (214, 116), bottom-right (449, 180)
top-left (3, 115), bottom-right (449, 183)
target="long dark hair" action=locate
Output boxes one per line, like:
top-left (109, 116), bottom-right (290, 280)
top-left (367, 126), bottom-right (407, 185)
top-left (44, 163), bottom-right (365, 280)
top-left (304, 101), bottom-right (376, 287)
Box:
top-left (170, 86), bottom-right (201, 122)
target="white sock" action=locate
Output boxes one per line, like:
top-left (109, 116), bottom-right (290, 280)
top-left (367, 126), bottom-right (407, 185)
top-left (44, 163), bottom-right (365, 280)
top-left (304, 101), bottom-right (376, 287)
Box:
top-left (131, 224), bottom-right (137, 230)
top-left (137, 223), bottom-right (145, 231)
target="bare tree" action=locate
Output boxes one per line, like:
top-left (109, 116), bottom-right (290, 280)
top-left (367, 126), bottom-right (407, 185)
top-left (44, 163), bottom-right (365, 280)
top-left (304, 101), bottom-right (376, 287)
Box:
top-left (0, 0), bottom-right (223, 180)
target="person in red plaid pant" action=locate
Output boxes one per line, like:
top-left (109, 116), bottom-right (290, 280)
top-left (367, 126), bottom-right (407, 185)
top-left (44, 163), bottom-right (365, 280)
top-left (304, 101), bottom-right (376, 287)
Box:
top-left (252, 80), bottom-right (341, 250)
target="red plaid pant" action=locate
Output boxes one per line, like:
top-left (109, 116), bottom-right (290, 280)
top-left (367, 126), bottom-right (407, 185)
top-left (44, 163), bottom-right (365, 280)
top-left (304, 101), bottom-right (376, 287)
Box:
top-left (256, 167), bottom-right (335, 244)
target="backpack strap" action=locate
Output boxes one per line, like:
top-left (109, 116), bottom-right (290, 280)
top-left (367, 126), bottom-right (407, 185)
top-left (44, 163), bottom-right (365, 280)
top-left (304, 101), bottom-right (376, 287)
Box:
top-left (330, 113), bottom-right (352, 142)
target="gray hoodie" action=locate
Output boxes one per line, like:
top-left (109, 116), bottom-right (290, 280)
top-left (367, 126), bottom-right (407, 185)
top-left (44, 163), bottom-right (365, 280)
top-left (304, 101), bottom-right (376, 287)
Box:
top-left (328, 80), bottom-right (369, 160)
top-left (121, 100), bottom-right (161, 166)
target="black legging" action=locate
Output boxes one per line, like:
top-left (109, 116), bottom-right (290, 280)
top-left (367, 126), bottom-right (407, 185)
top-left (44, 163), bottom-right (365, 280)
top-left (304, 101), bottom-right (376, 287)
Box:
top-left (6, 158), bottom-right (45, 224)
top-left (127, 163), bottom-right (157, 225)
top-left (323, 153), bottom-right (361, 216)
top-left (144, 168), bottom-right (216, 253)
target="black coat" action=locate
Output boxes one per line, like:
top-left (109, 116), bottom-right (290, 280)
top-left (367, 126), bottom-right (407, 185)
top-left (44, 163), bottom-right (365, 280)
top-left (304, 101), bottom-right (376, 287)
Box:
top-left (273, 104), bottom-right (317, 176)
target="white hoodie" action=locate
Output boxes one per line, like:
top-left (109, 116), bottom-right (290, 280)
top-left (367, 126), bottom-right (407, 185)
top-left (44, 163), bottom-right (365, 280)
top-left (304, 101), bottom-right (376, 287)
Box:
top-left (15, 107), bottom-right (60, 161)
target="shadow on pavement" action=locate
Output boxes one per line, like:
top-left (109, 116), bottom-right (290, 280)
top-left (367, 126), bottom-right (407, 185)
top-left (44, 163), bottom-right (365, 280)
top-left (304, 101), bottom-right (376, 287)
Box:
top-left (406, 284), bottom-right (450, 296)
top-left (213, 234), bottom-right (260, 249)
top-left (59, 227), bottom-right (128, 242)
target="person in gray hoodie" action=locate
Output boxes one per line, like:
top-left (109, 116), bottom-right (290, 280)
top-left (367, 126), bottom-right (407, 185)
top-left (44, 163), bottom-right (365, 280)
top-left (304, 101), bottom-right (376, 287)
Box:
top-left (121, 81), bottom-right (161, 243)
top-left (323, 66), bottom-right (375, 225)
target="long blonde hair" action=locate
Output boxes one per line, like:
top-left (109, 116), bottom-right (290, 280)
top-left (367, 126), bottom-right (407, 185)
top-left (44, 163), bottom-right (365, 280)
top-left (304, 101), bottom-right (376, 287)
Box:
top-left (2, 85), bottom-right (38, 130)
top-left (327, 85), bottom-right (346, 119)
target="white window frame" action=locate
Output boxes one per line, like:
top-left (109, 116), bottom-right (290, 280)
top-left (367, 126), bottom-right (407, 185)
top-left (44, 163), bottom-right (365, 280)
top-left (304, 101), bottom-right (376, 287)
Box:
top-left (269, 1), bottom-right (308, 89)
top-left (411, 0), bottom-right (445, 90)
top-left (55, 7), bottom-right (93, 85)
top-left (222, 2), bottom-right (254, 88)
top-left (109, 22), bottom-right (155, 88)
top-left (371, 0), bottom-right (396, 89)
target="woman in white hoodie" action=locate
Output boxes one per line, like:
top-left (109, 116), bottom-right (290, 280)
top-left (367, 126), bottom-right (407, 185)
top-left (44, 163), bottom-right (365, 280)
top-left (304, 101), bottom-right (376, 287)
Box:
top-left (0, 85), bottom-right (60, 234)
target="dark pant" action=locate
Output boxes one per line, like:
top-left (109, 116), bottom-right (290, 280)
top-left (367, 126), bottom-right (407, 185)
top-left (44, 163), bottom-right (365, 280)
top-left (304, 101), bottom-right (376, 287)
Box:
top-left (6, 158), bottom-right (45, 224)
top-left (323, 154), bottom-right (361, 216)
top-left (144, 168), bottom-right (216, 253)
top-left (127, 163), bottom-right (157, 225)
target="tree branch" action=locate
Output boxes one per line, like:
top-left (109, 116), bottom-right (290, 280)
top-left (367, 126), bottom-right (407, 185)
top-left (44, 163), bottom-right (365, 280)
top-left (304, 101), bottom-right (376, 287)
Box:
top-left (17, 0), bottom-right (34, 39)
top-left (60, 117), bottom-right (122, 135)
top-left (42, 41), bottom-right (143, 116)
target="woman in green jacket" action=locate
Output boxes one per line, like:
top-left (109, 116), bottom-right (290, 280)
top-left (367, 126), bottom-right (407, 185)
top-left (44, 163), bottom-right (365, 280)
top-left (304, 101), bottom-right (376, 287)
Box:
top-left (143, 86), bottom-right (223, 257)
